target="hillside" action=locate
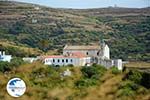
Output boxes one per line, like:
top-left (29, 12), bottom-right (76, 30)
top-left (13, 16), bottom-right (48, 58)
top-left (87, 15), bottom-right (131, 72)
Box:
top-left (0, 62), bottom-right (150, 100)
top-left (0, 1), bottom-right (150, 61)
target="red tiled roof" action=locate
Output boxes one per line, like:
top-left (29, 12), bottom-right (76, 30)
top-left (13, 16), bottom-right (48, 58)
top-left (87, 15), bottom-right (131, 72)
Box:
top-left (64, 45), bottom-right (101, 50)
top-left (71, 52), bottom-right (86, 57)
top-left (42, 52), bottom-right (87, 59)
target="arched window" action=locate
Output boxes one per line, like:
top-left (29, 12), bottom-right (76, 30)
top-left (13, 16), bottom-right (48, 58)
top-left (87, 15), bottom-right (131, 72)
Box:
top-left (53, 59), bottom-right (55, 62)
top-left (66, 59), bottom-right (68, 63)
top-left (86, 52), bottom-right (88, 55)
top-left (97, 52), bottom-right (99, 56)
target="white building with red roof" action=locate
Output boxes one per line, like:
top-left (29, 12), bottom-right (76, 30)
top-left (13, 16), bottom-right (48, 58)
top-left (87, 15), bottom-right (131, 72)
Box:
top-left (40, 40), bottom-right (122, 70)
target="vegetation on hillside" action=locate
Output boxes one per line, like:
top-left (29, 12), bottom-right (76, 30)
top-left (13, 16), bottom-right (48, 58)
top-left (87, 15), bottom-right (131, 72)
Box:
top-left (0, 1), bottom-right (149, 100)
top-left (0, 1), bottom-right (149, 61)
top-left (0, 61), bottom-right (150, 100)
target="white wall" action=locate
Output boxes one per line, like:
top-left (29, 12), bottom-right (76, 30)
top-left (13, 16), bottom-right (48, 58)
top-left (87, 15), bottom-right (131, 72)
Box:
top-left (44, 57), bottom-right (91, 67)
top-left (103, 45), bottom-right (110, 59)
top-left (114, 59), bottom-right (122, 70)
top-left (0, 55), bottom-right (12, 62)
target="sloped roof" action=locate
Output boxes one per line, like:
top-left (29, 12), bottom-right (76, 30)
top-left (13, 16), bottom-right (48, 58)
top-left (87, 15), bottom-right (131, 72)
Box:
top-left (64, 45), bottom-right (101, 50)
top-left (42, 52), bottom-right (88, 59)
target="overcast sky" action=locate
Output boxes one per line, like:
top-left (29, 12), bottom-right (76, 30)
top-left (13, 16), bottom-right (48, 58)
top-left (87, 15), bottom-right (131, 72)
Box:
top-left (13, 0), bottom-right (150, 9)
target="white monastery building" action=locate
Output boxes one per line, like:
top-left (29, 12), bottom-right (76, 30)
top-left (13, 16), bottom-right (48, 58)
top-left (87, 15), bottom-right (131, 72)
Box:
top-left (41, 41), bottom-right (122, 70)
top-left (0, 51), bottom-right (12, 62)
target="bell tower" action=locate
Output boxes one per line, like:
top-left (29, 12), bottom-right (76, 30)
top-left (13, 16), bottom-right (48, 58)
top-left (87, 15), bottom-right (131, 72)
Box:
top-left (99, 39), bottom-right (110, 59)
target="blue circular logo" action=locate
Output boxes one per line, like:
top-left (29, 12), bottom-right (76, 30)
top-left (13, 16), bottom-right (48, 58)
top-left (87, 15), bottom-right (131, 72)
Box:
top-left (6, 78), bottom-right (26, 97)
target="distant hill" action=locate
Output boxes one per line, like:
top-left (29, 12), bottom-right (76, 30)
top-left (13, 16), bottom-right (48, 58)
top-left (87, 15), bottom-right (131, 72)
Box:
top-left (0, 1), bottom-right (150, 61)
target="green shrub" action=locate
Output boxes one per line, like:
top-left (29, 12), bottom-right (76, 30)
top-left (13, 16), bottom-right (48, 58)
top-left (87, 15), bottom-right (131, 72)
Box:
top-left (75, 78), bottom-right (97, 88)
top-left (75, 65), bottom-right (106, 88)
top-left (81, 65), bottom-right (106, 79)
top-left (81, 67), bottom-right (99, 79)
top-left (125, 70), bottom-right (150, 89)
top-left (0, 57), bottom-right (25, 72)
top-left (119, 87), bottom-right (135, 96)
top-left (118, 81), bottom-right (138, 97)
top-left (111, 66), bottom-right (121, 74)
top-left (0, 61), bottom-right (10, 72)
top-left (119, 81), bottom-right (139, 91)
top-left (128, 70), bottom-right (143, 84)
top-left (9, 57), bottom-right (25, 67)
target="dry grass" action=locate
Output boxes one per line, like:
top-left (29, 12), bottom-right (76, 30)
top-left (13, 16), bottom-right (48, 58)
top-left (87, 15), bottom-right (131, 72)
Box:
top-left (83, 70), bottom-right (123, 100)
top-left (0, 62), bottom-right (150, 100)
top-left (125, 62), bottom-right (150, 68)
top-left (0, 40), bottom-right (43, 55)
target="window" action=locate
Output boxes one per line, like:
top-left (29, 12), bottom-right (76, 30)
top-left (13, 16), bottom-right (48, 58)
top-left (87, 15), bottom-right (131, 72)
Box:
top-left (62, 59), bottom-right (64, 62)
top-left (66, 59), bottom-right (68, 63)
top-left (53, 59), bottom-right (55, 62)
top-left (57, 59), bottom-right (60, 62)
top-left (97, 52), bottom-right (99, 56)
top-left (86, 52), bottom-right (88, 55)
top-left (70, 59), bottom-right (73, 62)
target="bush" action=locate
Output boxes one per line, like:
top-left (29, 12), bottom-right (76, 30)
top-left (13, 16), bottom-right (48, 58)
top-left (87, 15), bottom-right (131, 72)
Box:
top-left (125, 70), bottom-right (150, 89)
top-left (0, 61), bottom-right (10, 72)
top-left (128, 70), bottom-right (143, 84)
top-left (75, 65), bottom-right (107, 88)
top-left (81, 67), bottom-right (99, 79)
top-left (119, 88), bottom-right (135, 97)
top-left (119, 81), bottom-right (139, 91)
top-left (81, 65), bottom-right (106, 79)
top-left (111, 66), bottom-right (121, 74)
top-left (9, 57), bottom-right (25, 67)
top-left (118, 81), bottom-right (138, 97)
top-left (75, 78), bottom-right (97, 88)
top-left (0, 57), bottom-right (25, 72)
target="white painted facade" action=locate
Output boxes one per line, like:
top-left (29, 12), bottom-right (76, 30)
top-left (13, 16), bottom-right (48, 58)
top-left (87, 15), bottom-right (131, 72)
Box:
top-left (113, 59), bottom-right (122, 70)
top-left (102, 44), bottom-right (110, 59)
top-left (44, 56), bottom-right (91, 67)
top-left (0, 51), bottom-right (12, 62)
top-left (98, 58), bottom-right (123, 70)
